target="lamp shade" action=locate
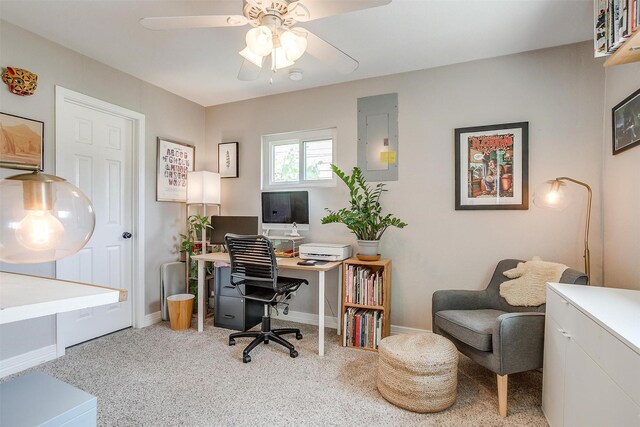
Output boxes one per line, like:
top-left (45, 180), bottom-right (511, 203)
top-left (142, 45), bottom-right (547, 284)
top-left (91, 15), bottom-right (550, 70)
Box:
top-left (187, 171), bottom-right (221, 205)
top-left (533, 179), bottom-right (571, 210)
top-left (0, 172), bottom-right (95, 264)
top-left (271, 46), bottom-right (295, 70)
top-left (280, 30), bottom-right (307, 61)
top-left (246, 25), bottom-right (273, 56)
top-left (239, 46), bottom-right (265, 68)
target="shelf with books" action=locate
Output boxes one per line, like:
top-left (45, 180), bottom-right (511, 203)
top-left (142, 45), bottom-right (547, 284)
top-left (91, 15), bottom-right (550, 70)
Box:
top-left (604, 29), bottom-right (640, 66)
top-left (595, 0), bottom-right (640, 66)
top-left (341, 258), bottom-right (391, 351)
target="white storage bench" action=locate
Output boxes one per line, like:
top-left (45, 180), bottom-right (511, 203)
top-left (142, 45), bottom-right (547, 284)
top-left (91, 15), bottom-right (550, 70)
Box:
top-left (0, 372), bottom-right (97, 427)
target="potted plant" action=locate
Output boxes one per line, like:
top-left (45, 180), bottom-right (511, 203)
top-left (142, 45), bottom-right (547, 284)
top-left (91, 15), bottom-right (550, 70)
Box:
top-left (321, 164), bottom-right (407, 260)
top-left (179, 214), bottom-right (212, 301)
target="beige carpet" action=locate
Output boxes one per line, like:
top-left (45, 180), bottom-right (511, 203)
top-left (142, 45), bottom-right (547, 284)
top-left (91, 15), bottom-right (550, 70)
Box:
top-left (6, 320), bottom-right (548, 426)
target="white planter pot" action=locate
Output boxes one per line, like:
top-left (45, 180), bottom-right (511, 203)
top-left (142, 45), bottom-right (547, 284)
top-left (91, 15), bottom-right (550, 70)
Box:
top-left (357, 240), bottom-right (380, 257)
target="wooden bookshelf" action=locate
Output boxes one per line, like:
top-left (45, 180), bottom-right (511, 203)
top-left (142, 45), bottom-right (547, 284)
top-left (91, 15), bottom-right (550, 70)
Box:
top-left (341, 258), bottom-right (391, 351)
top-left (604, 30), bottom-right (640, 67)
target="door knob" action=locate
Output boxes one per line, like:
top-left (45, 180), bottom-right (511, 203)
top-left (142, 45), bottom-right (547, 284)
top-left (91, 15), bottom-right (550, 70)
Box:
top-left (122, 232), bottom-right (132, 239)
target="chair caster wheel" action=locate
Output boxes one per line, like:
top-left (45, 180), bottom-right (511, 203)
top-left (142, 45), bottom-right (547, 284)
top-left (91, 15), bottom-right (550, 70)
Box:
top-left (229, 338), bottom-right (236, 346)
top-left (243, 355), bottom-right (251, 363)
top-left (296, 333), bottom-right (303, 340)
top-left (290, 350), bottom-right (298, 358)
top-left (263, 339), bottom-right (269, 344)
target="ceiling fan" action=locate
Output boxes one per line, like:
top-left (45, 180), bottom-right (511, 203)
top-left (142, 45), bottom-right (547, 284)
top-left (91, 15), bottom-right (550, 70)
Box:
top-left (140, 0), bottom-right (391, 81)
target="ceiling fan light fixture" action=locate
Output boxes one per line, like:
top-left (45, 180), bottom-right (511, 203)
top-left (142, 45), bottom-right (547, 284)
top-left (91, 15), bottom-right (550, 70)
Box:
top-left (271, 46), bottom-right (295, 70)
top-left (246, 25), bottom-right (273, 56)
top-left (280, 30), bottom-right (307, 61)
top-left (239, 46), bottom-right (264, 68)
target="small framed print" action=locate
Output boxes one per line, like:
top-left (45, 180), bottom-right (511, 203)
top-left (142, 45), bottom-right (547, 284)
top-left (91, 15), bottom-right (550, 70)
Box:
top-left (218, 142), bottom-right (238, 178)
top-left (0, 112), bottom-right (44, 170)
top-left (455, 122), bottom-right (529, 210)
top-left (156, 137), bottom-right (195, 202)
top-left (612, 87), bottom-right (640, 155)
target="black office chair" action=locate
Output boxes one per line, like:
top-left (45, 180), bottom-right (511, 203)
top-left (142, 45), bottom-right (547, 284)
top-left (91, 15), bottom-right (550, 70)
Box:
top-left (225, 234), bottom-right (308, 363)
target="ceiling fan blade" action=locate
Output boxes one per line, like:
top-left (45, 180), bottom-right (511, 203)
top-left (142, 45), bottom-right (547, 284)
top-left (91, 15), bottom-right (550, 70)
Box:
top-left (299, 28), bottom-right (359, 74)
top-left (139, 15), bottom-right (248, 31)
top-left (238, 59), bottom-right (263, 81)
top-left (290, 0), bottom-right (391, 22)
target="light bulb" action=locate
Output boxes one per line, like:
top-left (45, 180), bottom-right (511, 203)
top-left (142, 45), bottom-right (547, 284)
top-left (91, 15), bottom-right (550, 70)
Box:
top-left (280, 30), bottom-right (307, 61)
top-left (246, 26), bottom-right (273, 56)
top-left (15, 210), bottom-right (65, 251)
top-left (545, 191), bottom-right (560, 204)
top-left (533, 179), bottom-right (570, 210)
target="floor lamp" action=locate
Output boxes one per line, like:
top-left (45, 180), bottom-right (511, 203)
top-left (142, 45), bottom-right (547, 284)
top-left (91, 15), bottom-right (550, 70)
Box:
top-left (186, 171), bottom-right (221, 297)
top-left (534, 176), bottom-right (592, 284)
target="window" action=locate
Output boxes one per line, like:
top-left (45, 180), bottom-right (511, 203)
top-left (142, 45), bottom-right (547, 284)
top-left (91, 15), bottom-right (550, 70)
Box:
top-left (262, 128), bottom-right (336, 189)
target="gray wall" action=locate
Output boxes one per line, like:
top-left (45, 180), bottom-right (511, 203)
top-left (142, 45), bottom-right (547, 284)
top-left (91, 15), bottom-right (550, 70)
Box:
top-left (206, 42), bottom-right (605, 330)
top-left (602, 61), bottom-right (640, 291)
top-left (0, 20), bottom-right (205, 360)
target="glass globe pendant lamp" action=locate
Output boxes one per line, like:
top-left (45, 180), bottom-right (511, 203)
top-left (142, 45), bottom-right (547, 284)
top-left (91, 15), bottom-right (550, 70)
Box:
top-left (0, 171), bottom-right (95, 264)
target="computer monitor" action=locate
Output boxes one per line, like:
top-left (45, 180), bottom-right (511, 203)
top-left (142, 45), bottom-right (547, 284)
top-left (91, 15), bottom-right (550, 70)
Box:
top-left (209, 216), bottom-right (259, 245)
top-left (261, 191), bottom-right (309, 233)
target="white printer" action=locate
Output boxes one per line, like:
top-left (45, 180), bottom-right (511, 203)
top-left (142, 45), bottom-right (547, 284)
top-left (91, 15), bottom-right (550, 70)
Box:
top-left (299, 243), bottom-right (352, 261)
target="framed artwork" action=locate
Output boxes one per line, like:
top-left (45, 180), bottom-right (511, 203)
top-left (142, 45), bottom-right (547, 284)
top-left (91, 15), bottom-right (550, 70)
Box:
top-left (156, 137), bottom-right (195, 202)
top-left (455, 122), bottom-right (529, 210)
top-left (612, 87), bottom-right (640, 155)
top-left (218, 142), bottom-right (238, 178)
top-left (0, 112), bottom-right (44, 170)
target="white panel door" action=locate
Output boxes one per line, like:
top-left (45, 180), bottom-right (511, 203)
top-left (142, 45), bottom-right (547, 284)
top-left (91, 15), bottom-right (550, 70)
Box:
top-left (56, 98), bottom-right (133, 347)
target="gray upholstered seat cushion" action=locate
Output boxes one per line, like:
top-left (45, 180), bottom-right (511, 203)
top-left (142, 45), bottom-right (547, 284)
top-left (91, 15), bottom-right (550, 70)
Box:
top-left (434, 309), bottom-right (507, 352)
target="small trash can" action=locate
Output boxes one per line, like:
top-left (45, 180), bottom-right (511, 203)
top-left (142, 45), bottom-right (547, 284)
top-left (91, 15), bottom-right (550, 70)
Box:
top-left (167, 294), bottom-right (194, 330)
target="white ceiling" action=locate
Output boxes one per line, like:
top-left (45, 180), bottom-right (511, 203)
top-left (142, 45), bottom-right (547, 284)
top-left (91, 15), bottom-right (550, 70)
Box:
top-left (0, 0), bottom-right (593, 107)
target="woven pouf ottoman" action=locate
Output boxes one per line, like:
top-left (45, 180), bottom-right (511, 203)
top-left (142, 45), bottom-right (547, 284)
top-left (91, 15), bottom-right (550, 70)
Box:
top-left (377, 333), bottom-right (458, 413)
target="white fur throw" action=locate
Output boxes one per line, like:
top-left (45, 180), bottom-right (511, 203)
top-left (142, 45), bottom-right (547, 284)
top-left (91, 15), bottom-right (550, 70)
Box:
top-left (499, 257), bottom-right (568, 306)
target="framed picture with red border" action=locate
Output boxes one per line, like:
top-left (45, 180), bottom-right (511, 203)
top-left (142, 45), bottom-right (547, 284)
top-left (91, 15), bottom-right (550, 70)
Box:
top-left (455, 122), bottom-right (529, 210)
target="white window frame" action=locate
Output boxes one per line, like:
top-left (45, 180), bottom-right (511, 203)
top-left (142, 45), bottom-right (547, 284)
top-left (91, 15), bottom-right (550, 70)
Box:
top-left (261, 127), bottom-right (337, 190)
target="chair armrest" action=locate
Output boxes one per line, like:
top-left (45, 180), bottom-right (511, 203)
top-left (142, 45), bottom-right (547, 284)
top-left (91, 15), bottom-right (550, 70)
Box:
top-left (432, 289), bottom-right (489, 331)
top-left (492, 312), bottom-right (545, 375)
top-left (432, 289), bottom-right (489, 313)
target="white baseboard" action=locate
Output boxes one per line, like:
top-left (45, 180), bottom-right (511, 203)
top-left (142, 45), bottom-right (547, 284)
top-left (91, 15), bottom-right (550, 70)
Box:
top-left (272, 310), bottom-right (430, 336)
top-left (391, 325), bottom-right (431, 335)
top-left (140, 311), bottom-right (162, 328)
top-left (0, 344), bottom-right (58, 378)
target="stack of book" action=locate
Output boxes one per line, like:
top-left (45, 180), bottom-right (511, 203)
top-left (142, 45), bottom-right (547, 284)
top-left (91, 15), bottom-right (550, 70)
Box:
top-left (343, 307), bottom-right (384, 350)
top-left (595, 0), bottom-right (640, 56)
top-left (344, 265), bottom-right (383, 306)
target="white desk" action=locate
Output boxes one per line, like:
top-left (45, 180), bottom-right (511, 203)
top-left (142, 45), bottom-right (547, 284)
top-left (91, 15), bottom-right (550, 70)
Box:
top-left (0, 272), bottom-right (127, 324)
top-left (192, 252), bottom-right (342, 356)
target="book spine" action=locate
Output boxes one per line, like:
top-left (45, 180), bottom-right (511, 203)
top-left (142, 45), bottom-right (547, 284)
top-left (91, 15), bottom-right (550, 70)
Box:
top-left (597, 0), bottom-right (610, 56)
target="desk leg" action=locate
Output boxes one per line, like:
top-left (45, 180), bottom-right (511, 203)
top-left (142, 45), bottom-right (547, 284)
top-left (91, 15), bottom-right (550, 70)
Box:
top-left (197, 259), bottom-right (205, 332)
top-left (318, 270), bottom-right (325, 357)
top-left (336, 264), bottom-right (342, 336)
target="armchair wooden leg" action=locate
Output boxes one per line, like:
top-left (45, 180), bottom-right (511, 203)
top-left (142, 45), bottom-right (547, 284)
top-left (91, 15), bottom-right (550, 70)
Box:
top-left (497, 374), bottom-right (508, 417)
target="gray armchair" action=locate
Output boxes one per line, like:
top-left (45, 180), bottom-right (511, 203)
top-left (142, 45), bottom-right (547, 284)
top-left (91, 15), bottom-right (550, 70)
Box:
top-left (432, 259), bottom-right (587, 417)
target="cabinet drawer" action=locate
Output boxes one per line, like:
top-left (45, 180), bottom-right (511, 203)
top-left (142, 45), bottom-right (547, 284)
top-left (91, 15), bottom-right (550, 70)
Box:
top-left (217, 283), bottom-right (239, 298)
top-left (565, 301), bottom-right (640, 407)
top-left (546, 287), bottom-right (571, 325)
top-left (599, 323), bottom-right (640, 406)
top-left (215, 296), bottom-right (245, 330)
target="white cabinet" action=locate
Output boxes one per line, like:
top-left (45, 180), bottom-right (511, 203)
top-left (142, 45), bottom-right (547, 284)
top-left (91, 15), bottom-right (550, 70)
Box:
top-left (542, 284), bottom-right (640, 427)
